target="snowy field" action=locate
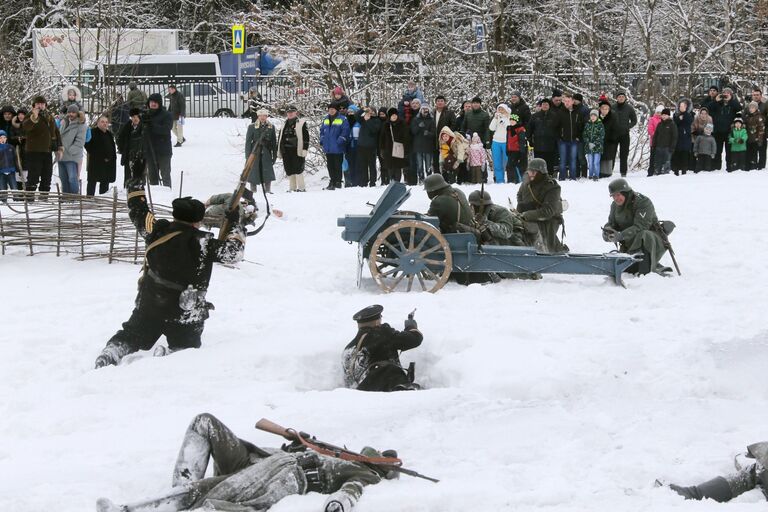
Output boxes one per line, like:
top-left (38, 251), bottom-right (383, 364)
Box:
top-left (2, 118), bottom-right (767, 511)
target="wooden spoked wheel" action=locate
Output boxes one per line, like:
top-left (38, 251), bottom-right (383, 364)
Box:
top-left (369, 220), bottom-right (452, 293)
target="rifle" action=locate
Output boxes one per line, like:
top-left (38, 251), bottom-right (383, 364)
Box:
top-left (255, 418), bottom-right (439, 483)
top-left (653, 221), bottom-right (681, 276)
top-left (218, 131), bottom-right (267, 240)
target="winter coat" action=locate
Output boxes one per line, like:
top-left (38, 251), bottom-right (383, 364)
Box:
top-left (612, 101), bottom-right (638, 136)
top-left (331, 94), bottom-right (352, 110)
top-left (410, 112), bottom-right (436, 153)
top-left (673, 109), bottom-right (694, 151)
top-left (605, 191), bottom-right (666, 271)
top-left (691, 109), bottom-right (712, 139)
top-left (744, 110), bottom-right (765, 144)
top-left (461, 108), bottom-right (491, 146)
top-left (600, 111), bottom-right (620, 160)
top-left (84, 127), bottom-right (117, 183)
top-left (357, 114), bottom-right (382, 149)
top-left (555, 107), bottom-right (584, 142)
top-left (528, 109), bottom-right (559, 152)
top-left (59, 85), bottom-right (84, 114)
top-left (319, 114), bottom-right (350, 155)
top-left (693, 134), bottom-right (716, 157)
top-left (468, 134), bottom-right (486, 167)
top-left (117, 120), bottom-right (144, 165)
top-left (652, 118), bottom-right (678, 149)
top-left (278, 117), bottom-right (309, 175)
top-left (245, 121), bottom-right (277, 185)
top-left (427, 186), bottom-right (473, 233)
top-left (728, 127), bottom-right (747, 152)
top-left (378, 118), bottom-right (410, 169)
top-left (489, 113), bottom-right (511, 143)
top-left (58, 114), bottom-right (88, 162)
top-left (22, 110), bottom-right (61, 153)
top-left (0, 143), bottom-right (17, 174)
top-left (434, 108), bottom-right (457, 147)
top-left (127, 87), bottom-right (147, 110)
top-left (438, 126), bottom-right (469, 165)
top-left (343, 323), bottom-right (422, 391)
top-left (582, 119), bottom-right (605, 155)
top-left (507, 100), bottom-right (531, 126)
top-left (166, 91), bottom-right (186, 120)
top-left (647, 114), bottom-right (661, 141)
top-left (143, 106), bottom-right (173, 157)
top-left (477, 203), bottom-right (525, 246)
top-left (706, 97), bottom-right (742, 134)
top-left (516, 173), bottom-right (566, 253)
top-left (506, 124), bottom-right (527, 153)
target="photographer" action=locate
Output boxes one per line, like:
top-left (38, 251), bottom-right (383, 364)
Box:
top-left (704, 86), bottom-right (742, 170)
top-left (142, 93), bottom-right (173, 187)
top-left (21, 95), bottom-right (62, 199)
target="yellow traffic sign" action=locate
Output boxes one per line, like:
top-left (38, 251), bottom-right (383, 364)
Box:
top-left (232, 25), bottom-right (245, 54)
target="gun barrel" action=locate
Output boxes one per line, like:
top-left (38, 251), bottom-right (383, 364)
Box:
top-left (393, 466), bottom-right (440, 483)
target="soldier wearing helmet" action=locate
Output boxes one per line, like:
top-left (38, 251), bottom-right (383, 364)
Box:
top-left (463, 190), bottom-right (525, 246)
top-left (516, 158), bottom-right (568, 253)
top-left (603, 178), bottom-right (670, 275)
top-left (423, 173), bottom-right (472, 233)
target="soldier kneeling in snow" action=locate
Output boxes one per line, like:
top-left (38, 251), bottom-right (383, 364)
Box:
top-left (342, 305), bottom-right (422, 391)
top-left (94, 183), bottom-right (247, 369)
top-left (96, 413), bottom-right (397, 512)
top-left (667, 442), bottom-right (768, 503)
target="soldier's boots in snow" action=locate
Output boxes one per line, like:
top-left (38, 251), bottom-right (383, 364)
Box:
top-left (669, 465), bottom-right (760, 502)
top-left (94, 341), bottom-right (133, 369)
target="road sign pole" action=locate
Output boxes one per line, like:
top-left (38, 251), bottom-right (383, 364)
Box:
top-left (232, 24), bottom-right (245, 95)
top-left (237, 53), bottom-right (242, 95)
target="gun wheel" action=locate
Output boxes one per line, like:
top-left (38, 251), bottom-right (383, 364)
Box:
top-left (369, 220), bottom-right (452, 293)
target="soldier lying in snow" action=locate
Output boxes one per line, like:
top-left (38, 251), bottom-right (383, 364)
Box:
top-left (342, 305), bottom-right (422, 391)
top-left (96, 413), bottom-right (398, 512)
top-left (203, 188), bottom-right (258, 229)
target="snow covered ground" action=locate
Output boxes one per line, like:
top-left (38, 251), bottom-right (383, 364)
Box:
top-left (2, 118), bottom-right (767, 511)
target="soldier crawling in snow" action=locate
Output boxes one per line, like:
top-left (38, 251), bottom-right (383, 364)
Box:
top-left (93, 182), bottom-right (247, 368)
top-left (96, 413), bottom-right (399, 512)
top-left (342, 305), bottom-right (422, 391)
top-left (666, 441), bottom-right (768, 503)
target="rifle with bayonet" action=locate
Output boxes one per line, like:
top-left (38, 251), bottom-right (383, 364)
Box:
top-left (255, 418), bottom-right (439, 483)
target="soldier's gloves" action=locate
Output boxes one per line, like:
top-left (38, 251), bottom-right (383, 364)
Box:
top-left (225, 207), bottom-right (240, 226)
top-left (479, 224), bottom-right (493, 243)
top-left (404, 318), bottom-right (418, 330)
top-left (605, 229), bottom-right (623, 243)
top-left (602, 226), bottom-right (616, 242)
top-left (325, 502), bottom-right (344, 512)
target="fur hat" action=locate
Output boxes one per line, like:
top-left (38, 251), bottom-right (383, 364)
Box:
top-left (661, 108), bottom-right (671, 116)
top-left (15, 107), bottom-right (27, 116)
top-left (538, 98), bottom-right (552, 107)
top-left (748, 101), bottom-right (759, 110)
top-left (386, 107), bottom-right (398, 118)
top-left (723, 87), bottom-right (733, 95)
top-left (129, 107), bottom-right (142, 117)
top-left (471, 96), bottom-right (482, 104)
top-left (378, 107), bottom-right (388, 115)
top-left (147, 93), bottom-right (163, 105)
top-left (172, 197), bottom-right (205, 223)
top-left (31, 95), bottom-right (47, 106)
top-left (1, 105), bottom-right (15, 116)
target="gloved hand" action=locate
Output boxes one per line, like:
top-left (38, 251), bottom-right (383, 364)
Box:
top-left (225, 207), bottom-right (240, 226)
top-left (604, 228), bottom-right (623, 243)
top-left (94, 353), bottom-right (116, 369)
top-left (404, 318), bottom-right (418, 330)
top-left (456, 222), bottom-right (481, 241)
top-left (602, 226), bottom-right (616, 242)
top-left (325, 501), bottom-right (344, 512)
top-left (479, 223), bottom-right (493, 243)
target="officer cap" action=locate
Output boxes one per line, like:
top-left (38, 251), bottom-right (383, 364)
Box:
top-left (608, 178), bottom-right (632, 195)
top-left (285, 105), bottom-right (298, 112)
top-left (353, 304), bottom-right (383, 323)
top-left (468, 190), bottom-right (493, 206)
top-left (528, 158), bottom-right (548, 175)
top-left (172, 197), bottom-right (206, 223)
top-left (423, 173), bottom-right (450, 193)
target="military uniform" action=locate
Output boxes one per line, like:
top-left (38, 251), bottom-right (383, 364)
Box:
top-left (516, 166), bottom-right (567, 253)
top-left (603, 179), bottom-right (667, 275)
top-left (424, 174), bottom-right (473, 233)
top-left (94, 187), bottom-right (246, 368)
top-left (97, 413), bottom-right (390, 512)
top-left (670, 442), bottom-right (768, 503)
top-left (342, 305), bottom-right (423, 392)
top-left (476, 204), bottom-right (525, 246)
top-left (203, 190), bottom-right (257, 230)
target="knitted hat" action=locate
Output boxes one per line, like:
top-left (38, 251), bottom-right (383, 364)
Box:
top-left (378, 107), bottom-right (388, 115)
top-left (734, 117), bottom-right (743, 124)
top-left (590, 109), bottom-right (599, 117)
top-left (172, 197), bottom-right (205, 223)
top-left (654, 105), bottom-right (664, 113)
top-left (510, 90), bottom-right (521, 98)
top-left (709, 85), bottom-right (719, 92)
top-left (616, 91), bottom-right (627, 98)
top-left (387, 107), bottom-right (398, 118)
top-left (410, 98), bottom-right (421, 106)
top-left (0, 130), bottom-right (7, 137)
top-left (333, 86), bottom-right (344, 95)
top-left (66, 104), bottom-right (79, 114)
top-left (661, 108), bottom-right (671, 116)
top-left (704, 123), bottom-right (714, 133)
top-left (471, 96), bottom-right (482, 104)
top-left (748, 101), bottom-right (759, 110)
top-left (497, 103), bottom-right (511, 114)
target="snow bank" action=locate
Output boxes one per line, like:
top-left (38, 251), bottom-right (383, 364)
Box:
top-left (1, 118), bottom-right (767, 511)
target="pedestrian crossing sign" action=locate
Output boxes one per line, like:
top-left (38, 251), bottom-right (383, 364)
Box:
top-left (232, 25), bottom-right (245, 54)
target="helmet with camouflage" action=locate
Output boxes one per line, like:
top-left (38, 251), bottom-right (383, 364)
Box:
top-left (608, 178), bottom-right (632, 195)
top-left (528, 158), bottom-right (548, 175)
top-left (423, 173), bottom-right (450, 193)
top-left (468, 190), bottom-right (493, 206)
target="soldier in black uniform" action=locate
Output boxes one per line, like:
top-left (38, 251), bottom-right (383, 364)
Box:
top-left (342, 305), bottom-right (423, 392)
top-left (94, 184), bottom-right (247, 368)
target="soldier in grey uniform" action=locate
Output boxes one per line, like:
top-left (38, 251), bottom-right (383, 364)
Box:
top-left (668, 442), bottom-right (768, 503)
top-left (96, 413), bottom-right (399, 512)
top-left (462, 190), bottom-right (525, 246)
top-left (342, 305), bottom-right (422, 392)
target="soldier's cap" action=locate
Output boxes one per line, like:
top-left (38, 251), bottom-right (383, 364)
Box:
top-left (172, 197), bottom-right (206, 223)
top-left (353, 304), bottom-right (383, 323)
top-left (285, 105), bottom-right (298, 112)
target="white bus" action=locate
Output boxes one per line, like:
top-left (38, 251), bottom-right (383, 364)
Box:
top-left (76, 53), bottom-right (221, 82)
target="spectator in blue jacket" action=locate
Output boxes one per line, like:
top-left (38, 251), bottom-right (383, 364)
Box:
top-left (320, 103), bottom-right (350, 190)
